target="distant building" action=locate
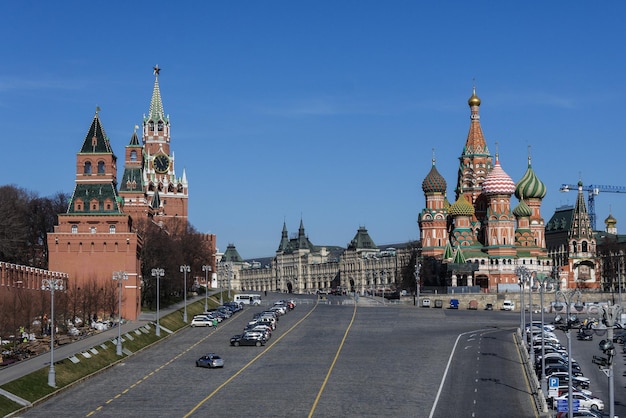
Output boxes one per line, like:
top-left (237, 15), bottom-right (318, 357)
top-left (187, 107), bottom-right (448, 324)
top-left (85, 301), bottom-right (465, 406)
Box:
top-left (231, 221), bottom-right (415, 295)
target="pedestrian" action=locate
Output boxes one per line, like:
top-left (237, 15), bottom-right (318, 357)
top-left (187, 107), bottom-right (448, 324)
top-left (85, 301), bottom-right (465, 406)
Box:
top-left (212, 317), bottom-right (218, 329)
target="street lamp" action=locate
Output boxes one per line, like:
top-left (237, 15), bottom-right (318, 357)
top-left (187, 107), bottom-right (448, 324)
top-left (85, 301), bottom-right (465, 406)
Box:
top-left (531, 271), bottom-right (556, 395)
top-left (112, 271), bottom-right (128, 356)
top-left (415, 261), bottom-right (421, 307)
top-left (596, 302), bottom-right (621, 418)
top-left (554, 289), bottom-right (584, 418)
top-left (180, 265), bottom-right (190, 322)
top-left (202, 265), bottom-right (211, 311)
top-left (517, 268), bottom-right (527, 345)
top-left (151, 268), bottom-right (164, 337)
top-left (517, 266), bottom-right (535, 365)
top-left (41, 276), bottom-right (64, 387)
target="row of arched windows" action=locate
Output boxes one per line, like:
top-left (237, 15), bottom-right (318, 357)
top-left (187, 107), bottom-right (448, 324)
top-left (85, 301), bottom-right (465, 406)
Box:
top-left (83, 160), bottom-right (106, 175)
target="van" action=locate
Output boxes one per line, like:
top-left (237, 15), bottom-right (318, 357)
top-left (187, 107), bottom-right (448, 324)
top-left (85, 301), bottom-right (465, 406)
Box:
top-left (234, 294), bottom-right (262, 306)
top-left (502, 300), bottom-right (515, 311)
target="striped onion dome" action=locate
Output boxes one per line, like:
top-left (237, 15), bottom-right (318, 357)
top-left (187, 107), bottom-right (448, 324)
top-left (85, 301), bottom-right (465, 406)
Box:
top-left (449, 194), bottom-right (475, 217)
top-left (422, 161), bottom-right (447, 194)
top-left (513, 199), bottom-right (533, 218)
top-left (515, 157), bottom-right (547, 200)
top-left (482, 156), bottom-right (516, 195)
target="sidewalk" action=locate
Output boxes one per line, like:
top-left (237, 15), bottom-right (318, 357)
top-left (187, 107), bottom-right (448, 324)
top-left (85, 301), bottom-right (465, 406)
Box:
top-left (0, 294), bottom-right (207, 387)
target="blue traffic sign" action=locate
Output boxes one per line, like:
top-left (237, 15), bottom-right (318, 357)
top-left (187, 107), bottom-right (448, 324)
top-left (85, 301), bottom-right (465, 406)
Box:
top-left (549, 377), bottom-right (559, 388)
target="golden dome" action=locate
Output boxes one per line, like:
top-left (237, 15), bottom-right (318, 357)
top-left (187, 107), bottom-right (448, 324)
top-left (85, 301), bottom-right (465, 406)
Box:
top-left (468, 87), bottom-right (481, 107)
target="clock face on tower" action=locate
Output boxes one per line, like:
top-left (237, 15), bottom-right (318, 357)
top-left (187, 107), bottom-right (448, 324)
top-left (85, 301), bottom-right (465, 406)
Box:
top-left (153, 154), bottom-right (170, 174)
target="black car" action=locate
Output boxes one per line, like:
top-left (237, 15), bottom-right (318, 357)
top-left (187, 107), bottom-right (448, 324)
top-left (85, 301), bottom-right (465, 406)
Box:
top-left (230, 333), bottom-right (266, 347)
top-left (485, 303), bottom-right (493, 311)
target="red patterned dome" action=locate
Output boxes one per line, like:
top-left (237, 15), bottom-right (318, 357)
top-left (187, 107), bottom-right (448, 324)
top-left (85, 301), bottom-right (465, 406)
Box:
top-left (422, 163), bottom-right (447, 194)
top-left (482, 157), bottom-right (515, 195)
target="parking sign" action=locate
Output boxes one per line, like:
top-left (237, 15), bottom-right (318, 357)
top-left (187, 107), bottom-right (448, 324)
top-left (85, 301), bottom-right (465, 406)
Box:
top-left (549, 377), bottom-right (559, 398)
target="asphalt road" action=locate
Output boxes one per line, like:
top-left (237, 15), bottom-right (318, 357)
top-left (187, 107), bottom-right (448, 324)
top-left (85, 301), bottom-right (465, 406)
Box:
top-left (15, 294), bottom-right (538, 418)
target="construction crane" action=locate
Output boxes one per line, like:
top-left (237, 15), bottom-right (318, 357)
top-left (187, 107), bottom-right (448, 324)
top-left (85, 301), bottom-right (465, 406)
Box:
top-left (560, 183), bottom-right (626, 230)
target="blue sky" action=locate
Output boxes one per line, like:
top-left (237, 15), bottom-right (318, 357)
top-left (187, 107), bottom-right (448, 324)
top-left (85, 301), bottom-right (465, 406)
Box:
top-left (2, 2), bottom-right (626, 258)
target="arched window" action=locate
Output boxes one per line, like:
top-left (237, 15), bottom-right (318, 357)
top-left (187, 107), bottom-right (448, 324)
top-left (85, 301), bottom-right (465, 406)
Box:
top-left (84, 161), bottom-right (92, 174)
top-left (130, 150), bottom-right (137, 162)
top-left (97, 161), bottom-right (105, 174)
top-left (71, 225), bottom-right (78, 234)
top-left (158, 121), bottom-right (164, 131)
top-left (109, 225), bottom-right (116, 234)
top-left (582, 241), bottom-right (588, 252)
top-left (149, 121), bottom-right (154, 131)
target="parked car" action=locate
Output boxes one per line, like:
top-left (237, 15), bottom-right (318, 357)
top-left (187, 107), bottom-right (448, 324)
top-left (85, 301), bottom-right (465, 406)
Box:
top-left (449, 299), bottom-right (459, 309)
top-left (546, 372), bottom-right (590, 390)
top-left (502, 300), bottom-right (515, 311)
top-left (191, 316), bottom-right (214, 327)
top-left (422, 298), bottom-right (431, 308)
top-left (555, 392), bottom-right (604, 411)
top-left (544, 364), bottom-right (584, 377)
top-left (230, 333), bottom-right (266, 347)
top-left (196, 353), bottom-right (224, 368)
top-left (468, 300), bottom-right (478, 310)
top-left (485, 303), bottom-right (493, 311)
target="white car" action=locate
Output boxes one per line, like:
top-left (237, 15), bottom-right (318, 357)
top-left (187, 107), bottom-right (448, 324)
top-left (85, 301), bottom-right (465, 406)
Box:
top-left (555, 392), bottom-right (604, 411)
top-left (191, 317), bottom-right (214, 327)
top-left (502, 300), bottom-right (515, 311)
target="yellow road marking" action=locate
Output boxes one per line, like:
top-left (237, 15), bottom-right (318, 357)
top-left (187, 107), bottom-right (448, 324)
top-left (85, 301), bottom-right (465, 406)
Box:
top-left (308, 301), bottom-right (357, 417)
top-left (183, 299), bottom-right (320, 417)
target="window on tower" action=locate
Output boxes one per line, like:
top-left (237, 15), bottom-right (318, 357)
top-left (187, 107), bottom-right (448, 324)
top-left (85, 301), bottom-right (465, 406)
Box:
top-left (130, 150), bottom-right (137, 162)
top-left (71, 225), bottom-right (78, 234)
top-left (98, 161), bottom-right (105, 174)
top-left (158, 121), bottom-right (164, 131)
top-left (84, 161), bottom-right (92, 174)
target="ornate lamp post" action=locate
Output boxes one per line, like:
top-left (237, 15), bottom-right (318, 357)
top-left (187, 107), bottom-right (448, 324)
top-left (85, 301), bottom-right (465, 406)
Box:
top-left (554, 289), bottom-right (584, 418)
top-left (180, 265), bottom-right (190, 322)
top-left (531, 271), bottom-right (556, 395)
top-left (202, 265), bottom-right (211, 311)
top-left (151, 268), bottom-right (164, 337)
top-left (41, 276), bottom-right (64, 387)
top-left (112, 271), bottom-right (128, 356)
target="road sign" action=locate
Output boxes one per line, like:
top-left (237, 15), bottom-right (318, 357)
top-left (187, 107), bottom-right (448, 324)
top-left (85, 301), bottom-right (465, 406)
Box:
top-left (556, 399), bottom-right (580, 412)
top-left (549, 377), bottom-right (559, 398)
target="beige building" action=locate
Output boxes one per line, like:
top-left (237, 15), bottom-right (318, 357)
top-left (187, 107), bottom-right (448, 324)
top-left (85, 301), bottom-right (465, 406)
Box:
top-left (224, 221), bottom-right (415, 295)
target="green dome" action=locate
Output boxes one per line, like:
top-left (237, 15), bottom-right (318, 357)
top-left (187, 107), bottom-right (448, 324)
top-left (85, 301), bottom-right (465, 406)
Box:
top-left (422, 163), bottom-right (447, 194)
top-left (515, 158), bottom-right (547, 200)
top-left (449, 194), bottom-right (475, 217)
top-left (513, 199), bottom-right (533, 218)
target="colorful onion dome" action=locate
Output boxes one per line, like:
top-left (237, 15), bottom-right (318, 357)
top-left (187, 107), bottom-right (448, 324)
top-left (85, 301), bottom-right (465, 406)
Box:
top-left (422, 160), bottom-right (447, 193)
top-left (468, 87), bottom-right (481, 107)
top-left (449, 194), bottom-right (475, 217)
top-left (482, 156), bottom-right (516, 195)
top-left (513, 199), bottom-right (532, 218)
top-left (515, 157), bottom-right (547, 200)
